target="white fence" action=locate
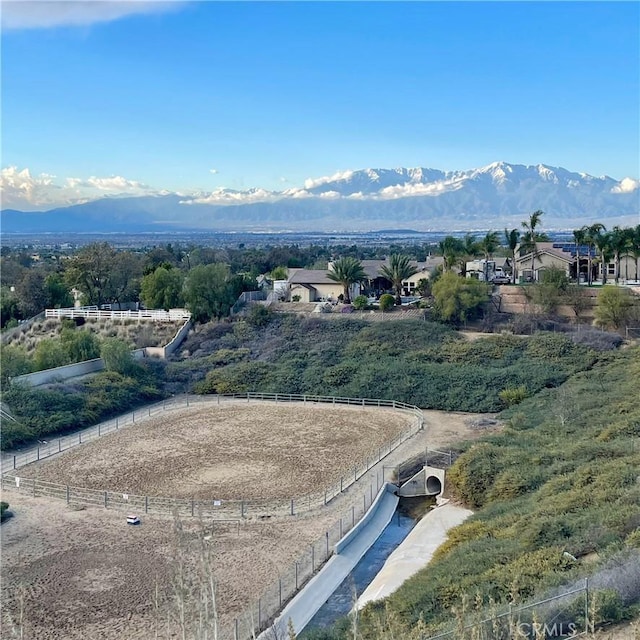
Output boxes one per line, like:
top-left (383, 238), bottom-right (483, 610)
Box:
top-left (45, 307), bottom-right (191, 322)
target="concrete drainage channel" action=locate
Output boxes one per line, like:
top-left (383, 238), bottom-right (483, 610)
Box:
top-left (260, 467), bottom-right (472, 639)
top-left (259, 483), bottom-right (400, 638)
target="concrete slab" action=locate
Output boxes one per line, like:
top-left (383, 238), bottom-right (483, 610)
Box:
top-left (260, 485), bottom-right (399, 638)
top-left (356, 502), bottom-right (473, 609)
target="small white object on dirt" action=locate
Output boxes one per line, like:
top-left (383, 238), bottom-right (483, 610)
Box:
top-left (126, 515), bottom-right (140, 525)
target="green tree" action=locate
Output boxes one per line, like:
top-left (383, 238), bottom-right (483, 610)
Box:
top-left (140, 266), bottom-right (185, 310)
top-left (521, 210), bottom-right (545, 281)
top-left (631, 224), bottom-right (640, 282)
top-left (64, 242), bottom-right (117, 306)
top-left (608, 226), bottom-right (633, 284)
top-left (14, 270), bottom-right (48, 317)
top-left (60, 328), bottom-right (102, 362)
top-left (531, 266), bottom-right (569, 314)
top-left (0, 345), bottom-right (33, 382)
top-left (572, 227), bottom-right (587, 281)
top-left (270, 266), bottom-right (288, 281)
top-left (504, 228), bottom-right (520, 284)
top-left (44, 273), bottom-right (73, 308)
top-left (594, 287), bottom-right (633, 329)
top-left (184, 263), bottom-right (238, 321)
top-left (594, 230), bottom-right (613, 285)
top-left (101, 338), bottom-right (137, 375)
top-left (1, 286), bottom-right (21, 327)
top-left (378, 293), bottom-right (395, 312)
top-left (479, 231), bottom-right (500, 281)
top-left (438, 236), bottom-right (465, 271)
top-left (352, 295), bottom-right (368, 311)
top-left (379, 254), bottom-right (419, 305)
top-left (582, 223), bottom-right (606, 285)
top-left (33, 338), bottom-right (68, 370)
top-left (416, 278), bottom-right (431, 298)
top-left (432, 271), bottom-right (489, 325)
top-left (109, 251), bottom-right (144, 304)
top-left (326, 257), bottom-right (366, 304)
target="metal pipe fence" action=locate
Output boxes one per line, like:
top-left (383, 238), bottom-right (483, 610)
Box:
top-left (1, 393), bottom-right (424, 521)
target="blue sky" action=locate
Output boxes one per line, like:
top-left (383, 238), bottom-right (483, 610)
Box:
top-left (1, 1), bottom-right (639, 208)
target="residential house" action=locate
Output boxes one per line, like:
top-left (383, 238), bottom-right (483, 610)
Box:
top-left (515, 242), bottom-right (639, 284)
top-left (288, 269), bottom-right (349, 303)
top-left (359, 257), bottom-right (444, 297)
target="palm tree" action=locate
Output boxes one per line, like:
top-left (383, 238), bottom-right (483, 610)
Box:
top-left (480, 231), bottom-right (500, 281)
top-left (608, 226), bottom-right (633, 284)
top-left (326, 257), bottom-right (366, 304)
top-left (438, 236), bottom-right (464, 271)
top-left (582, 223), bottom-right (606, 285)
top-left (379, 254), bottom-right (419, 305)
top-left (631, 225), bottom-right (640, 282)
top-left (521, 210), bottom-right (544, 281)
top-left (572, 227), bottom-right (587, 282)
top-left (504, 228), bottom-right (520, 284)
top-left (593, 231), bottom-right (612, 285)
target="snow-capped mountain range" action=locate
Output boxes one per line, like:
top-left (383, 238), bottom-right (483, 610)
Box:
top-left (2, 162), bottom-right (638, 233)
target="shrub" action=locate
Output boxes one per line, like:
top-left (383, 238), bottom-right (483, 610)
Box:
top-left (379, 294), bottom-right (395, 312)
top-left (0, 501), bottom-right (9, 521)
top-left (595, 287), bottom-right (634, 329)
top-left (245, 304), bottom-right (272, 327)
top-left (498, 385), bottom-right (528, 406)
top-left (352, 295), bottom-right (368, 310)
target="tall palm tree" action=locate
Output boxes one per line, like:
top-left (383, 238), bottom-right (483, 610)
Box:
top-left (631, 225), bottom-right (640, 282)
top-left (379, 254), bottom-right (419, 305)
top-left (438, 236), bottom-right (464, 271)
top-left (504, 228), bottom-right (520, 284)
top-left (582, 223), bottom-right (606, 285)
top-left (460, 234), bottom-right (480, 276)
top-left (593, 231), bottom-right (612, 285)
top-left (521, 210), bottom-right (544, 281)
top-left (608, 226), bottom-right (633, 284)
top-left (326, 257), bottom-right (366, 304)
top-left (572, 227), bottom-right (587, 282)
top-left (480, 231), bottom-right (500, 281)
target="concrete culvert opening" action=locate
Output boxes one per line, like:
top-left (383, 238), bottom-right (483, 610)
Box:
top-left (426, 475), bottom-right (442, 495)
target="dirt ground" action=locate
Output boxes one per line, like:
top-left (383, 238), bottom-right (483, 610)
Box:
top-left (1, 405), bottom-right (498, 640)
top-left (18, 404), bottom-right (413, 500)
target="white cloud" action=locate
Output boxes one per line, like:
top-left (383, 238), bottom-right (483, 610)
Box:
top-left (376, 179), bottom-right (461, 199)
top-left (611, 177), bottom-right (640, 194)
top-left (209, 168), bottom-right (219, 175)
top-left (304, 169), bottom-right (355, 190)
top-left (1, 166), bottom-right (162, 210)
top-left (319, 190), bottom-right (341, 199)
top-left (1, 0), bottom-right (187, 31)
top-left (183, 187), bottom-right (283, 206)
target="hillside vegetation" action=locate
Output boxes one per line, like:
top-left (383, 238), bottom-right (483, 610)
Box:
top-left (307, 346), bottom-right (640, 639)
top-left (175, 314), bottom-right (601, 412)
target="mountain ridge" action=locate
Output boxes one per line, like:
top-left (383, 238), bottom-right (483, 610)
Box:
top-left (2, 161), bottom-right (638, 233)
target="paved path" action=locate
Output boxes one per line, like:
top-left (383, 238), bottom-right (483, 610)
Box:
top-left (356, 501), bottom-right (472, 609)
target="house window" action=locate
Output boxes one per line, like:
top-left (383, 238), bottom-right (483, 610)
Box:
top-left (607, 263), bottom-right (615, 275)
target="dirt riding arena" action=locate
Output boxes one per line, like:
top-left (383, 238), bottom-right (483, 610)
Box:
top-left (1, 403), bottom-right (498, 640)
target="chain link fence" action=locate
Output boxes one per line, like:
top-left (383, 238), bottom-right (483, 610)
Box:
top-left (423, 581), bottom-right (591, 640)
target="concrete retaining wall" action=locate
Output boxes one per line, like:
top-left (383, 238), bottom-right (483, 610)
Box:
top-left (13, 358), bottom-right (105, 386)
top-left (335, 483), bottom-right (397, 554)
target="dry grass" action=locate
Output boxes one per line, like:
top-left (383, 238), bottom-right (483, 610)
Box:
top-left (4, 318), bottom-right (183, 354)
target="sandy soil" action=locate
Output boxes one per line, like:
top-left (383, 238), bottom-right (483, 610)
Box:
top-left (1, 405), bottom-right (499, 640)
top-left (19, 404), bottom-right (413, 500)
